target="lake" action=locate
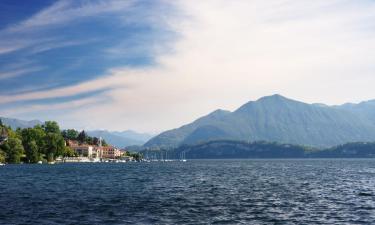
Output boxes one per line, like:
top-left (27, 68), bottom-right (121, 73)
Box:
top-left (1, 159), bottom-right (375, 224)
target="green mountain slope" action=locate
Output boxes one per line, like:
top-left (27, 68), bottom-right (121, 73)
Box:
top-left (145, 95), bottom-right (375, 148)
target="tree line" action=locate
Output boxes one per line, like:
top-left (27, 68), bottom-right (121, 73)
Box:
top-left (0, 120), bottom-right (108, 164)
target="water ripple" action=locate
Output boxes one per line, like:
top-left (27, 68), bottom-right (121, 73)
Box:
top-left (0, 159), bottom-right (375, 224)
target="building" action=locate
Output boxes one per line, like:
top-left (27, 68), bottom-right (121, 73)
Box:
top-left (99, 146), bottom-right (122, 159)
top-left (68, 145), bottom-right (93, 158)
top-left (67, 140), bottom-right (95, 158)
top-left (66, 140), bottom-right (122, 159)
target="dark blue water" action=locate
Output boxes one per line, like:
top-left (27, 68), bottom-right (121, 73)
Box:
top-left (1, 159), bottom-right (375, 224)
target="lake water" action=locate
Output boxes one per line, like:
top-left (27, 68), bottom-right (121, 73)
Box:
top-left (1, 159), bottom-right (375, 224)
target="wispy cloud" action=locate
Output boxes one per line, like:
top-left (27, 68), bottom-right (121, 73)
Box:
top-left (0, 71), bottom-right (125, 104)
top-left (29, 39), bottom-right (96, 54)
top-left (0, 66), bottom-right (44, 80)
top-left (0, 45), bottom-right (24, 55)
top-left (4, 0), bottom-right (136, 33)
top-left (0, 39), bottom-right (34, 55)
top-left (0, 94), bottom-right (107, 118)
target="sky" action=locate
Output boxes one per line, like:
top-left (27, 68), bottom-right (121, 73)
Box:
top-left (0, 0), bottom-right (375, 133)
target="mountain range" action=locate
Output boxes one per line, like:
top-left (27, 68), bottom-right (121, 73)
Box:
top-left (86, 130), bottom-right (153, 148)
top-left (0, 117), bottom-right (153, 148)
top-left (0, 117), bottom-right (43, 130)
top-left (145, 94), bottom-right (375, 148)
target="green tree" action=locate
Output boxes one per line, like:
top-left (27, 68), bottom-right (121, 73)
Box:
top-left (25, 140), bottom-right (40, 163)
top-left (125, 151), bottom-right (143, 161)
top-left (86, 136), bottom-right (93, 145)
top-left (63, 146), bottom-right (75, 157)
top-left (15, 127), bottom-right (22, 138)
top-left (7, 127), bottom-right (20, 139)
top-left (77, 130), bottom-right (87, 144)
top-left (102, 139), bottom-right (108, 146)
top-left (21, 127), bottom-right (45, 163)
top-left (4, 137), bottom-right (24, 163)
top-left (0, 150), bottom-right (6, 163)
top-left (33, 125), bottom-right (46, 147)
top-left (44, 133), bottom-right (65, 161)
top-left (62, 129), bottom-right (79, 140)
top-left (43, 121), bottom-right (60, 134)
top-left (93, 137), bottom-right (99, 146)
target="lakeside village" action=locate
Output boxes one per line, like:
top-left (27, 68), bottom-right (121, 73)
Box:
top-left (57, 139), bottom-right (137, 163)
top-left (0, 120), bottom-right (142, 165)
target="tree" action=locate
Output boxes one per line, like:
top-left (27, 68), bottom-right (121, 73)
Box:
top-left (0, 150), bottom-right (6, 163)
top-left (21, 127), bottom-right (45, 163)
top-left (125, 151), bottom-right (143, 161)
top-left (44, 133), bottom-right (65, 161)
top-left (77, 130), bottom-right (87, 144)
top-left (7, 127), bottom-right (20, 139)
top-left (63, 146), bottom-right (75, 157)
top-left (43, 121), bottom-right (60, 134)
top-left (25, 140), bottom-right (40, 163)
top-left (33, 125), bottom-right (46, 147)
top-left (62, 129), bottom-right (79, 140)
top-left (4, 138), bottom-right (24, 163)
top-left (93, 137), bottom-right (99, 146)
top-left (102, 139), bottom-right (109, 146)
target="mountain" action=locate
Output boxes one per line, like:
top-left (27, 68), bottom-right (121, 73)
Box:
top-left (145, 94), bottom-right (375, 148)
top-left (337, 99), bottom-right (375, 124)
top-left (109, 130), bottom-right (153, 143)
top-left (87, 130), bottom-right (153, 148)
top-left (0, 117), bottom-right (42, 130)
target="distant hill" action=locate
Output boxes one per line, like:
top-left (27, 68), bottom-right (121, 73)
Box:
top-left (311, 142), bottom-right (375, 158)
top-left (0, 117), bottom-right (42, 130)
top-left (145, 94), bottom-right (375, 148)
top-left (142, 140), bottom-right (375, 159)
top-left (87, 130), bottom-right (153, 148)
top-left (169, 140), bottom-right (309, 159)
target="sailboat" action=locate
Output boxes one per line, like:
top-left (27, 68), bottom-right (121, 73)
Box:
top-left (180, 151), bottom-right (187, 162)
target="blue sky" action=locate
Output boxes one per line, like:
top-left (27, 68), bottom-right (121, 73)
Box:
top-left (1, 0), bottom-right (375, 132)
top-left (0, 0), bottom-right (175, 94)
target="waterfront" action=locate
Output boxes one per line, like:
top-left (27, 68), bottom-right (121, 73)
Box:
top-left (1, 159), bottom-right (375, 224)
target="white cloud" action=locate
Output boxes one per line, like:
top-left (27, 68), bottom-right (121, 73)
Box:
top-left (4, 0), bottom-right (136, 33)
top-left (1, 95), bottom-right (104, 116)
top-left (0, 72), bottom-right (124, 104)
top-left (0, 45), bottom-right (23, 55)
top-left (3, 0), bottom-right (375, 132)
top-left (0, 67), bottom-right (44, 80)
